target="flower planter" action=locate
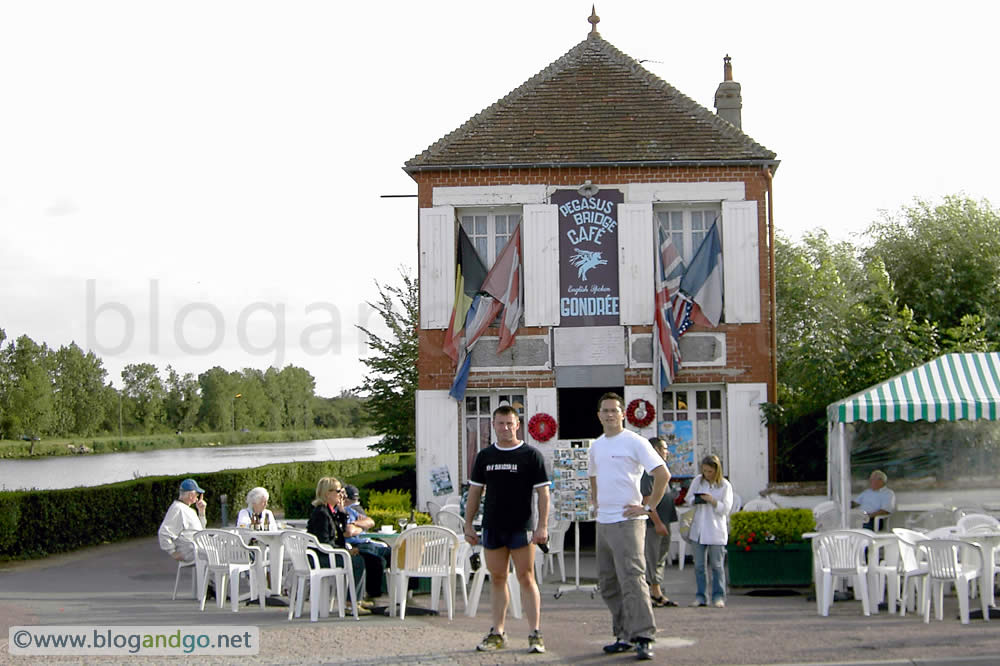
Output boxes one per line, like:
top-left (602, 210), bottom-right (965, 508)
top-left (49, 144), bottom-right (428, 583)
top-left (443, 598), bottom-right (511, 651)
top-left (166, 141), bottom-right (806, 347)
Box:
top-left (726, 542), bottom-right (812, 587)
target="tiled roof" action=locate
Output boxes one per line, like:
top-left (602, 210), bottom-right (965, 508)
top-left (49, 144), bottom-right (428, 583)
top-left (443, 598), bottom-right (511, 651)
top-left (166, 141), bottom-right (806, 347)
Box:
top-left (405, 34), bottom-right (776, 171)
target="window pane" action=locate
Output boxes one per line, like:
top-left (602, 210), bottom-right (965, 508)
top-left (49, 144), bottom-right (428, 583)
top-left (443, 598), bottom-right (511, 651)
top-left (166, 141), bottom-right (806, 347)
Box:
top-left (479, 396), bottom-right (490, 412)
top-left (466, 396), bottom-right (477, 412)
top-left (461, 217), bottom-right (473, 234)
top-left (475, 216), bottom-right (487, 235)
top-left (696, 391), bottom-right (707, 410)
top-left (495, 216), bottom-right (508, 234)
top-left (710, 391), bottom-right (721, 410)
top-left (475, 238), bottom-right (487, 258)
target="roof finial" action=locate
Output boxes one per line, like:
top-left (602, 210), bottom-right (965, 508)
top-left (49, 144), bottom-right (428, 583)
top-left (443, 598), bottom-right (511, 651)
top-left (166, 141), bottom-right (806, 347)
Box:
top-left (588, 5), bottom-right (600, 37)
top-left (723, 54), bottom-right (733, 81)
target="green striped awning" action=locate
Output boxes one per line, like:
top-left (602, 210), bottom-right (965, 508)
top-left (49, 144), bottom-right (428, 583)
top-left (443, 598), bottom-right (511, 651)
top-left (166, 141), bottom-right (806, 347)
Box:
top-left (828, 352), bottom-right (1000, 424)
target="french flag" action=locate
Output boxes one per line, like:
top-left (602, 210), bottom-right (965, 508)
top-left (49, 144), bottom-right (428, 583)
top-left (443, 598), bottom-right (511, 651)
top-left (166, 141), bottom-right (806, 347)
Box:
top-left (680, 220), bottom-right (723, 327)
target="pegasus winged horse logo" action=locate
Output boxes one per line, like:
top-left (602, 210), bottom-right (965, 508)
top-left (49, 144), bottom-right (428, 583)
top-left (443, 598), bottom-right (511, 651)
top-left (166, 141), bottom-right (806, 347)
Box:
top-left (569, 249), bottom-right (607, 281)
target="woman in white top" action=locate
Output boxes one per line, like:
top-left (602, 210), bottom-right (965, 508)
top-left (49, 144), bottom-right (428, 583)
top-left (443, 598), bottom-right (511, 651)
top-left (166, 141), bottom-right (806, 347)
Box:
top-left (236, 487), bottom-right (278, 531)
top-left (684, 455), bottom-right (733, 608)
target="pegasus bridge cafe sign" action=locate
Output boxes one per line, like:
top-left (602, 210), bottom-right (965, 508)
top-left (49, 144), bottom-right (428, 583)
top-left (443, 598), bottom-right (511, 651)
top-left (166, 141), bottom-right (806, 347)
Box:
top-left (552, 189), bottom-right (624, 327)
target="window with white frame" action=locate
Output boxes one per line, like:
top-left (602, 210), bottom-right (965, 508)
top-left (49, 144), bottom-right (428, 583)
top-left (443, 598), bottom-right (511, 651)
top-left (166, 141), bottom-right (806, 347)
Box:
top-left (661, 386), bottom-right (727, 475)
top-left (459, 207), bottom-right (522, 267)
top-left (654, 204), bottom-right (721, 266)
top-left (463, 391), bottom-right (525, 479)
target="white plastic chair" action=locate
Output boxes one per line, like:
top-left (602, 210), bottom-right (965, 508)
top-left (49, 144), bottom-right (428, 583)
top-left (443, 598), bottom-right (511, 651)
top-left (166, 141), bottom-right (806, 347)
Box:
top-left (731, 493), bottom-right (744, 514)
top-left (172, 559), bottom-right (197, 600)
top-left (433, 509), bottom-right (465, 534)
top-left (467, 551), bottom-right (523, 618)
top-left (892, 528), bottom-right (930, 616)
top-left (535, 519), bottom-right (569, 583)
top-left (742, 498), bottom-right (779, 512)
top-left (812, 501), bottom-right (840, 532)
top-left (958, 514), bottom-right (1000, 533)
top-left (918, 539), bottom-right (989, 624)
top-left (389, 525), bottom-right (459, 620)
top-left (670, 508), bottom-right (691, 570)
top-left (426, 500), bottom-right (442, 516)
top-left (814, 529), bottom-right (875, 616)
top-left (192, 530), bottom-right (265, 612)
top-left (926, 525), bottom-right (962, 539)
top-left (282, 531), bottom-right (358, 622)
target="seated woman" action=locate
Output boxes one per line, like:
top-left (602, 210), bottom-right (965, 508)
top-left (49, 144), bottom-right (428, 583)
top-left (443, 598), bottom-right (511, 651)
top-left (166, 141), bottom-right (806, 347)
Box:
top-left (306, 476), bottom-right (372, 614)
top-left (236, 487), bottom-right (278, 530)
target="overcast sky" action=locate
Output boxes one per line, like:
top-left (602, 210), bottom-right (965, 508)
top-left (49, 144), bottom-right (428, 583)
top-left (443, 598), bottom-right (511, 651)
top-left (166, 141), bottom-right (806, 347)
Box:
top-left (2, 1), bottom-right (997, 397)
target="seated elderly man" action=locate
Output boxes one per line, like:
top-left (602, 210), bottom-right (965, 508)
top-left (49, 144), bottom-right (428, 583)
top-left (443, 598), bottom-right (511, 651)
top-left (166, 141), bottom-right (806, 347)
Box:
top-left (851, 470), bottom-right (895, 530)
top-left (158, 478), bottom-right (209, 592)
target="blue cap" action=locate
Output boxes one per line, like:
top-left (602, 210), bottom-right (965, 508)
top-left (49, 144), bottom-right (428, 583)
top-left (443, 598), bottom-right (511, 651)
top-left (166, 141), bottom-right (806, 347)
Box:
top-left (180, 478), bottom-right (205, 493)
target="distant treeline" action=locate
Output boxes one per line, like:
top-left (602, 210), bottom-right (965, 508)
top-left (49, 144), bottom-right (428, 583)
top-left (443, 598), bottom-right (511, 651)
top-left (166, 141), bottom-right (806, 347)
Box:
top-left (0, 329), bottom-right (366, 440)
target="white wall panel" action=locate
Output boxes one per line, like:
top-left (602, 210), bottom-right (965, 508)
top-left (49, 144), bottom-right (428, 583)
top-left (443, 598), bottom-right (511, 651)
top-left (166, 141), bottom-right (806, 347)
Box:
top-left (617, 203), bottom-right (654, 325)
top-left (433, 185), bottom-right (547, 206)
top-left (726, 383), bottom-right (769, 504)
top-left (721, 200), bottom-right (760, 324)
top-left (415, 390), bottom-right (460, 511)
top-left (418, 206), bottom-right (455, 329)
top-left (523, 204), bottom-right (560, 326)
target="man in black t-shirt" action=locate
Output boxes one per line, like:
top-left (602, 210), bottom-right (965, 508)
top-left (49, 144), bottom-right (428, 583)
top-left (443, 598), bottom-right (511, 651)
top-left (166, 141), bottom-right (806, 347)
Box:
top-left (465, 405), bottom-right (549, 654)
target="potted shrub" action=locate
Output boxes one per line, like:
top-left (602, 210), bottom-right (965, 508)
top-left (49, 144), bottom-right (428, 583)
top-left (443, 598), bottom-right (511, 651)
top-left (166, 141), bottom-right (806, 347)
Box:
top-left (727, 508), bottom-right (815, 586)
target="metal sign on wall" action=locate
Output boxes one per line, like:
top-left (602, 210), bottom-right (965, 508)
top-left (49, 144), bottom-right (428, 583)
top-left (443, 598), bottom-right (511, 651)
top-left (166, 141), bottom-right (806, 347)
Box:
top-left (552, 188), bottom-right (623, 327)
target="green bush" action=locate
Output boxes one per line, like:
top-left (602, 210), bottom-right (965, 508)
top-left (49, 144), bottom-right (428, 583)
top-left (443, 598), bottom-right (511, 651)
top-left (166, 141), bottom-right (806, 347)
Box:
top-left (729, 508), bottom-right (815, 547)
top-left (368, 489), bottom-right (411, 512)
top-left (367, 508), bottom-right (432, 529)
top-left (0, 454), bottom-right (402, 561)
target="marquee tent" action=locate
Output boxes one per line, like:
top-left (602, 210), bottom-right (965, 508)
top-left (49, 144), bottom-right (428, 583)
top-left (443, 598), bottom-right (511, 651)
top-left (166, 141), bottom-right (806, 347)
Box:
top-left (827, 352), bottom-right (1000, 526)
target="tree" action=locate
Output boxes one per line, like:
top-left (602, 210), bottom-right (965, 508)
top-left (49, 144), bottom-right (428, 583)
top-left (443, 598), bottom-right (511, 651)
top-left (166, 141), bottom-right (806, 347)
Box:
top-left (0, 335), bottom-right (55, 438)
top-left (355, 269), bottom-right (418, 454)
top-left (121, 363), bottom-right (166, 433)
top-left (864, 195), bottom-right (1000, 339)
top-left (774, 232), bottom-right (932, 480)
top-left (164, 366), bottom-right (202, 432)
top-left (51, 343), bottom-right (108, 436)
top-left (197, 366), bottom-right (240, 431)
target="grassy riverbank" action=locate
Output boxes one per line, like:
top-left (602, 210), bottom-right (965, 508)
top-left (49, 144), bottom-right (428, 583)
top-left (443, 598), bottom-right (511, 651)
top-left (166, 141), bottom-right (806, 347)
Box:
top-left (0, 427), bottom-right (376, 460)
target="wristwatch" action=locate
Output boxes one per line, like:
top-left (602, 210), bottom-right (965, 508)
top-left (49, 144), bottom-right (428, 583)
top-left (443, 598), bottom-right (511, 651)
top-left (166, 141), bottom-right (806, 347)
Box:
top-left (643, 504), bottom-right (652, 512)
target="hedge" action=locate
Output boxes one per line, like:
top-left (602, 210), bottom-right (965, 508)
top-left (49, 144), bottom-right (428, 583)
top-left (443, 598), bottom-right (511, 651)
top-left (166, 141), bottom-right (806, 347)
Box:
top-left (0, 453), bottom-right (409, 561)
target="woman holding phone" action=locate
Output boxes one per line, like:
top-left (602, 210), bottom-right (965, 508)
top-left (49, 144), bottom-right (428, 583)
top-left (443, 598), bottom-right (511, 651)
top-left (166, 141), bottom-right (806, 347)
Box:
top-left (684, 455), bottom-right (733, 608)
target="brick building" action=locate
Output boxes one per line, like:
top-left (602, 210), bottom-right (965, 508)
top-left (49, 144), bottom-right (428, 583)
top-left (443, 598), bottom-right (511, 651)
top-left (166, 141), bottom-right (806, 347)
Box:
top-left (405, 17), bottom-right (778, 509)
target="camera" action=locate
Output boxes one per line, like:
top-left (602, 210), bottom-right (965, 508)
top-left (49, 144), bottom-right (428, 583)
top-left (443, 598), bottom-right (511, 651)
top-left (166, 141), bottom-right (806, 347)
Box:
top-left (693, 494), bottom-right (707, 504)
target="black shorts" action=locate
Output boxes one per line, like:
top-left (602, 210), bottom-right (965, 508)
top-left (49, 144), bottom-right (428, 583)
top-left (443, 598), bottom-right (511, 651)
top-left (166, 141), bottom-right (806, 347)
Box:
top-left (481, 528), bottom-right (531, 551)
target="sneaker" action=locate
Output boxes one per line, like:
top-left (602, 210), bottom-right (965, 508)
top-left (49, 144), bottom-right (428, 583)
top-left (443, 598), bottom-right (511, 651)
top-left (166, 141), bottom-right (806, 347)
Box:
top-left (602, 640), bottom-right (634, 654)
top-left (713, 599), bottom-right (726, 608)
top-left (346, 604), bottom-right (372, 616)
top-left (476, 629), bottom-right (507, 652)
top-left (528, 630), bottom-right (545, 654)
top-left (635, 639), bottom-right (654, 660)
top-left (689, 599), bottom-right (707, 607)
top-left (359, 599), bottom-right (375, 609)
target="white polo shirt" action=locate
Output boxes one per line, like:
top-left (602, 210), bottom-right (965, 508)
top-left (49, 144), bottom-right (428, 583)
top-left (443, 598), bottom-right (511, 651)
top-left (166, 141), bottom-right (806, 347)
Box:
top-left (589, 429), bottom-right (665, 524)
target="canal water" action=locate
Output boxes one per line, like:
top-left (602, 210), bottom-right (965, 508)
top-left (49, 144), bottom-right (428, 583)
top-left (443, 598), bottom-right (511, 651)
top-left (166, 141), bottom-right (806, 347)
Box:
top-left (0, 436), bottom-right (381, 491)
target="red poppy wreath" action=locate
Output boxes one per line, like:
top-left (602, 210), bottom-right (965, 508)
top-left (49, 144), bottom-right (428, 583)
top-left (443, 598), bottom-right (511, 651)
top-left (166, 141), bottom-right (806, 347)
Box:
top-left (527, 412), bottom-right (557, 442)
top-left (626, 399), bottom-right (655, 428)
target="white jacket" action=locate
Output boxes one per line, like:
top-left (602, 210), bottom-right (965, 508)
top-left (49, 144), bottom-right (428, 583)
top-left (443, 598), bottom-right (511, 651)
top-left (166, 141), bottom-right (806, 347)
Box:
top-left (684, 474), bottom-right (733, 546)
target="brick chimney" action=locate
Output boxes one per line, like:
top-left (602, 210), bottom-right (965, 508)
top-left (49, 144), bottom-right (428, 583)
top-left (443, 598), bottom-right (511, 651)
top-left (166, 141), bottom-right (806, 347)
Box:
top-left (714, 54), bottom-right (742, 129)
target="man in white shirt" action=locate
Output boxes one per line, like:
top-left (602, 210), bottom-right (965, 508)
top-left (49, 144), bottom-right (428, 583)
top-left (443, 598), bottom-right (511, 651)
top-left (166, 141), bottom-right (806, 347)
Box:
top-left (158, 478), bottom-right (208, 592)
top-left (851, 470), bottom-right (895, 530)
top-left (589, 393), bottom-right (669, 661)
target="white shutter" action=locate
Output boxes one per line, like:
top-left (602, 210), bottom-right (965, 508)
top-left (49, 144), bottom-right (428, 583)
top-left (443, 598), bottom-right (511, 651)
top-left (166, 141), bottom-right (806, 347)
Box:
top-left (617, 203), bottom-right (654, 325)
top-left (415, 390), bottom-right (460, 511)
top-left (624, 384), bottom-right (659, 439)
top-left (725, 383), bottom-right (768, 504)
top-left (419, 206), bottom-right (455, 329)
top-left (721, 200), bottom-right (760, 324)
top-left (523, 204), bottom-right (559, 326)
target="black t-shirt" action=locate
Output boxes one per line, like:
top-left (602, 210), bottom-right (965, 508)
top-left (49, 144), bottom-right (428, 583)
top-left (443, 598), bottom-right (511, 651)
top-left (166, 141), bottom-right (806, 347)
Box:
top-left (470, 442), bottom-right (549, 531)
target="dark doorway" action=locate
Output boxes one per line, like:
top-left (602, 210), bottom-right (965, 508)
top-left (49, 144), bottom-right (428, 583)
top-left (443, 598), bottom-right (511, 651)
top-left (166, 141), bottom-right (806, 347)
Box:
top-left (557, 386), bottom-right (623, 440)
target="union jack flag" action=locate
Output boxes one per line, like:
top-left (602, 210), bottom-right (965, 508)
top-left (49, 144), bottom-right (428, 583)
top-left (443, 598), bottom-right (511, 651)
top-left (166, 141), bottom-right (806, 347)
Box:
top-left (654, 224), bottom-right (685, 392)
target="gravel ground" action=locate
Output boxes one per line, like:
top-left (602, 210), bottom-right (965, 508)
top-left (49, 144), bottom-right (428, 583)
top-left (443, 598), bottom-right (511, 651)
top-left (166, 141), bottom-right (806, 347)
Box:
top-left (1, 536), bottom-right (998, 665)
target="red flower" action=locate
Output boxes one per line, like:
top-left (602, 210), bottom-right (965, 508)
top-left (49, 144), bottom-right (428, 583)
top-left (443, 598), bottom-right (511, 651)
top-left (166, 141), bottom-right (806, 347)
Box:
top-left (745, 546), bottom-right (751, 552)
